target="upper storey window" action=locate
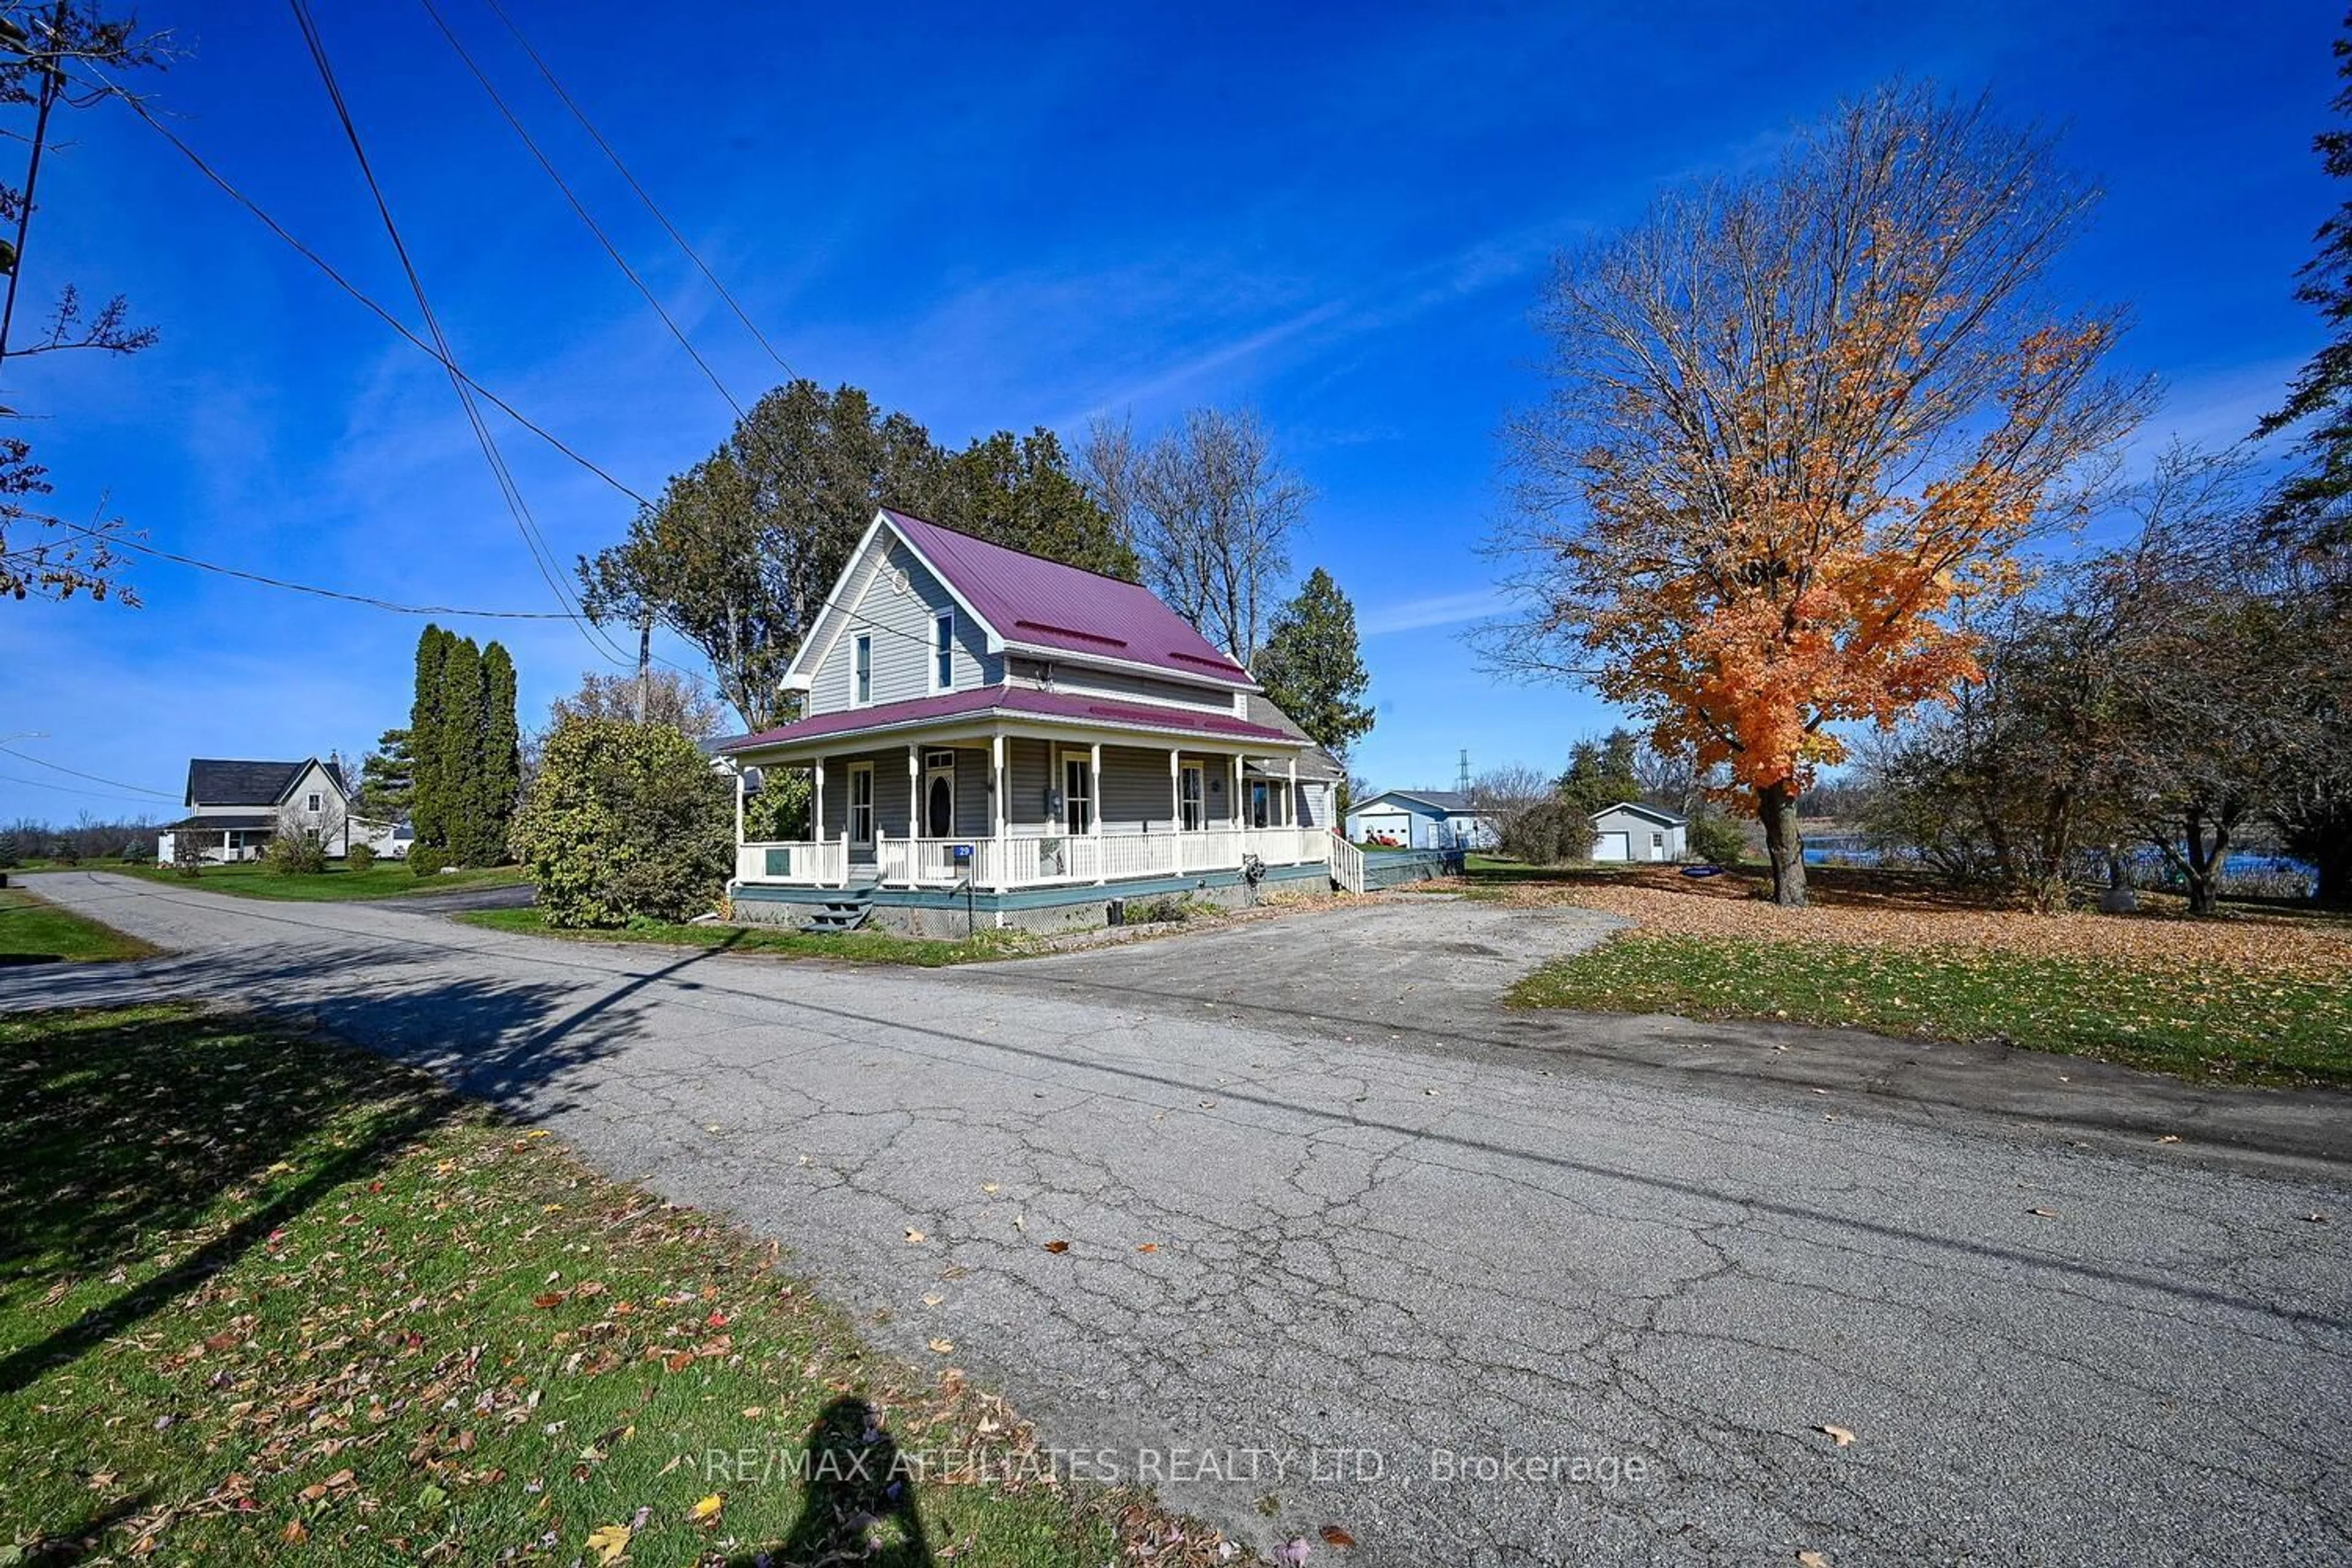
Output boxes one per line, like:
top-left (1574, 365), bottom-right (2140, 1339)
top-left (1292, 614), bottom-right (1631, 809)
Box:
top-left (853, 634), bottom-right (873, 706)
top-left (932, 611), bottom-right (955, 692)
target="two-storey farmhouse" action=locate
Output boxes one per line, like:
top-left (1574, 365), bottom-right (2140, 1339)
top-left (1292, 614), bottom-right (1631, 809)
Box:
top-left (156, 756), bottom-right (372, 864)
top-left (719, 509), bottom-right (1355, 933)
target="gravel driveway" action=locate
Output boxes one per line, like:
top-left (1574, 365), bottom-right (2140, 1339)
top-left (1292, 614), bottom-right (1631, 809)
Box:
top-left (5, 872), bottom-right (2348, 1566)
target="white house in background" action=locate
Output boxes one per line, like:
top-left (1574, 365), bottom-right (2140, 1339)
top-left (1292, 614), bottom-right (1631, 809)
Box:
top-left (1344, 789), bottom-right (1499, 851)
top-left (1589, 801), bottom-right (1686, 862)
top-left (718, 508), bottom-right (1358, 933)
top-left (156, 757), bottom-right (402, 864)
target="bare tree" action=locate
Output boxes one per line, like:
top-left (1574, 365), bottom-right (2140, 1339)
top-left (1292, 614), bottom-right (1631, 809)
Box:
top-left (1082, 407), bottom-right (1309, 667)
top-left (1482, 83), bottom-right (2150, 905)
top-left (0, 4), bottom-right (173, 606)
top-left (550, 667), bottom-right (728, 739)
top-left (1469, 763), bottom-right (1589, 862)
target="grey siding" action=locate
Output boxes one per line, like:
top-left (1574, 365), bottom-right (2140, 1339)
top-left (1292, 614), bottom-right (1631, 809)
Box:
top-left (1297, 780), bottom-right (1333, 829)
top-left (816, 750), bottom-right (916, 845)
top-left (1012, 660), bottom-right (1235, 714)
top-left (1099, 745), bottom-right (1178, 835)
top-left (952, 748), bottom-right (990, 837)
top-left (809, 537), bottom-right (1001, 714)
top-left (1007, 737), bottom-right (1055, 831)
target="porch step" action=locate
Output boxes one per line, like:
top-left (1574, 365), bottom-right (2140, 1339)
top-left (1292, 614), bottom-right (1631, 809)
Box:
top-left (800, 878), bottom-right (878, 935)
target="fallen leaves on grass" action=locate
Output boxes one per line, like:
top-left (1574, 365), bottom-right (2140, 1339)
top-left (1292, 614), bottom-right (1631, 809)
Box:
top-left (1523, 867), bottom-right (2351, 979)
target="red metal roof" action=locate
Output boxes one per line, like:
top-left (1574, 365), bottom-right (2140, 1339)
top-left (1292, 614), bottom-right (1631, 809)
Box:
top-left (720, 684), bottom-right (1296, 753)
top-left (881, 508), bottom-right (1254, 687)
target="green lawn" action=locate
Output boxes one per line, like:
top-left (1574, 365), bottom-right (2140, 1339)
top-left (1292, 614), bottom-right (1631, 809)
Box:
top-left (0, 885), bottom-right (155, 965)
top-left (460, 905), bottom-right (1041, 967)
top-left (1509, 932), bottom-right (2352, 1086)
top-left (0, 1006), bottom-right (1197, 1564)
top-left (117, 861), bottom-right (532, 902)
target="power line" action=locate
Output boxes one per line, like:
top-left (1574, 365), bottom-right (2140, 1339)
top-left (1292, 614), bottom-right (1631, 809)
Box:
top-left (480, 0), bottom-right (794, 379)
top-left (0, 771), bottom-right (177, 807)
top-left (0, 745), bottom-right (180, 800)
top-left (287, 0), bottom-right (633, 671)
top-left (32, 513), bottom-right (581, 619)
top-left (418, 0), bottom-right (745, 419)
top-left (94, 80), bottom-right (653, 511)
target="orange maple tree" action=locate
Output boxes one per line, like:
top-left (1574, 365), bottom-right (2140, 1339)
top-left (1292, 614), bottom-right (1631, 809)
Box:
top-left (1491, 86), bottom-right (2150, 903)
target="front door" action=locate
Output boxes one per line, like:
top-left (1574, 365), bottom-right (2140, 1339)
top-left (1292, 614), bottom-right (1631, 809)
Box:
top-left (926, 773), bottom-right (954, 837)
top-left (1248, 780), bottom-right (1272, 829)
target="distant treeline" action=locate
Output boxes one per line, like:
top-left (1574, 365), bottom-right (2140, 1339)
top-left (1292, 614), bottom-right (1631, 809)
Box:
top-left (0, 815), bottom-right (164, 865)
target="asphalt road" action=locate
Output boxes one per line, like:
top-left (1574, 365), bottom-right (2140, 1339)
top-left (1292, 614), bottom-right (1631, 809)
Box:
top-left (6, 872), bottom-right (2348, 1566)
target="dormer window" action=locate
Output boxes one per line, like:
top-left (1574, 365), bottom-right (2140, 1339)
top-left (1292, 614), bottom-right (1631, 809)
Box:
top-left (932, 611), bottom-right (955, 693)
top-left (853, 634), bottom-right (873, 706)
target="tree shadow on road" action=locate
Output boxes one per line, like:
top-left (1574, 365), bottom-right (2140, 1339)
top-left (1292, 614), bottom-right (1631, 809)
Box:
top-left (0, 946), bottom-right (665, 1396)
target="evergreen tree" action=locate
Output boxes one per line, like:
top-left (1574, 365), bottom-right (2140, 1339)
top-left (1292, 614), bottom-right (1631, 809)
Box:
top-left (477, 641), bottom-right (521, 864)
top-left (1556, 729), bottom-right (1645, 814)
top-left (408, 626), bottom-right (454, 848)
top-left (1253, 567), bottom-right (1374, 759)
top-left (2260, 13), bottom-right (2352, 562)
top-left (356, 726), bottom-right (416, 823)
top-left (437, 635), bottom-right (485, 863)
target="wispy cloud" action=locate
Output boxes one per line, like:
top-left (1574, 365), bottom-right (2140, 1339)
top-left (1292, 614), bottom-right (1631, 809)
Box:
top-left (1359, 586), bottom-right (1509, 636)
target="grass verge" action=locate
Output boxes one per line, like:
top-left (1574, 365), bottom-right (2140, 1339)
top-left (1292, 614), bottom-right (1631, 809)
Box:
top-left (1509, 932), bottom-right (2352, 1086)
top-left (0, 1005), bottom-right (1223, 1564)
top-left (0, 885), bottom-right (155, 965)
top-left (115, 862), bottom-right (533, 902)
top-left (458, 905), bottom-right (1042, 967)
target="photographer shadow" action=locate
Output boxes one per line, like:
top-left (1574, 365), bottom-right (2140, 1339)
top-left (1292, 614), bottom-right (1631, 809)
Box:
top-left (769, 1396), bottom-right (932, 1567)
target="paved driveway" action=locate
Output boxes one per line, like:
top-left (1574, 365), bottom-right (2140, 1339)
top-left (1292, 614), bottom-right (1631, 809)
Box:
top-left (5, 872), bottom-right (2349, 1566)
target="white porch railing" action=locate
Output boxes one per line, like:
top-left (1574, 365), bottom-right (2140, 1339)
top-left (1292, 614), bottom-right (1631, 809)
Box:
top-left (734, 835), bottom-right (849, 887)
top-left (1329, 834), bottom-right (1367, 895)
top-left (733, 826), bottom-right (1332, 891)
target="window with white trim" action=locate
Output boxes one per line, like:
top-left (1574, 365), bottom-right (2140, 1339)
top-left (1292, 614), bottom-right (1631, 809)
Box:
top-left (848, 764), bottom-right (875, 843)
top-left (307, 793), bottom-right (322, 812)
top-left (932, 611), bottom-right (955, 692)
top-left (853, 634), bottom-right (873, 706)
top-left (1179, 763), bottom-right (1205, 831)
top-left (1060, 753), bottom-right (1093, 834)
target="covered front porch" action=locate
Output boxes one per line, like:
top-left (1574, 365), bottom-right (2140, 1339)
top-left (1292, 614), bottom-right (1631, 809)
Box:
top-left (728, 725), bottom-right (1336, 896)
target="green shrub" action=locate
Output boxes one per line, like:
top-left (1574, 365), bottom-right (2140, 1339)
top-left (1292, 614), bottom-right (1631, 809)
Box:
top-left (409, 846), bottom-right (448, 878)
top-left (510, 716), bottom-right (733, 929)
top-left (1687, 812), bottom-right (1748, 865)
top-left (265, 830), bottom-right (330, 876)
top-left (0, 830), bottom-right (18, 870)
top-left (1501, 799), bottom-right (1596, 864)
top-left (345, 842), bottom-right (376, 873)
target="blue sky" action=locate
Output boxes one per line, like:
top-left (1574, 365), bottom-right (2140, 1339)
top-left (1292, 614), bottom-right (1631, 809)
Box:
top-left (0, 0), bottom-right (2337, 821)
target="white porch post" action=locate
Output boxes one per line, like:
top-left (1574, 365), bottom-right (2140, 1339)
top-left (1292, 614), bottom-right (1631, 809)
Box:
top-left (1168, 747), bottom-right (1182, 874)
top-left (1229, 753), bottom-right (1242, 829)
top-left (813, 758), bottom-right (826, 842)
top-left (1287, 755), bottom-right (1300, 858)
top-left (1089, 740), bottom-right (1103, 884)
top-left (907, 744), bottom-right (922, 884)
top-left (991, 731), bottom-right (1009, 892)
top-left (733, 763), bottom-right (745, 845)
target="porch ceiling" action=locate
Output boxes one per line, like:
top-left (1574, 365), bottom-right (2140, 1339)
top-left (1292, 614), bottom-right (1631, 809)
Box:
top-left (722, 684), bottom-right (1304, 763)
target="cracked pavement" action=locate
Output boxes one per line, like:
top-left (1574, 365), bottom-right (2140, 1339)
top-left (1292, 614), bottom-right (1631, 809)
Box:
top-left (5, 872), bottom-right (2348, 1565)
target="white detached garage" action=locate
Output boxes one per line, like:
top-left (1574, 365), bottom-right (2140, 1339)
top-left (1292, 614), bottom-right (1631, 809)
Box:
top-left (1589, 801), bottom-right (1687, 862)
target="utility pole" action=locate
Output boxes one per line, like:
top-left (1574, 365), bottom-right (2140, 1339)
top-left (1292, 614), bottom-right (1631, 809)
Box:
top-left (634, 616), bottom-right (651, 723)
